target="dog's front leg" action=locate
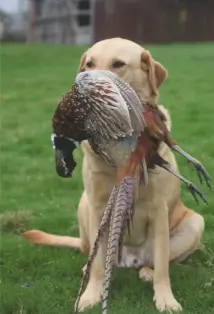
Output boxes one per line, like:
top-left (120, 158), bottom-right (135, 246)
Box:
top-left (77, 210), bottom-right (107, 312)
top-left (153, 202), bottom-right (182, 312)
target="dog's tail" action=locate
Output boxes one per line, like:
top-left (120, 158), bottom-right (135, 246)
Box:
top-left (21, 230), bottom-right (82, 250)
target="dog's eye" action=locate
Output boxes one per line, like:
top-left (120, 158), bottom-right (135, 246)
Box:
top-left (86, 61), bottom-right (94, 68)
top-left (112, 60), bottom-right (126, 68)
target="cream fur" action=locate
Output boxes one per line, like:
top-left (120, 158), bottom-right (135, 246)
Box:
top-left (22, 38), bottom-right (204, 313)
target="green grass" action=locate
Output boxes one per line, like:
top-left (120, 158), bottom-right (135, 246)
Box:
top-left (1, 43), bottom-right (214, 314)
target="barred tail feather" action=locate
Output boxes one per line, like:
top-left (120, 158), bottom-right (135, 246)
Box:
top-left (124, 176), bottom-right (136, 235)
top-left (74, 186), bottom-right (118, 313)
top-left (102, 178), bottom-right (135, 314)
top-left (117, 221), bottom-right (126, 265)
top-left (119, 177), bottom-right (135, 262)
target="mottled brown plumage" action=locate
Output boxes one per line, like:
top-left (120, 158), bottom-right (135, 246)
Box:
top-left (52, 70), bottom-right (210, 193)
top-left (51, 70), bottom-right (210, 314)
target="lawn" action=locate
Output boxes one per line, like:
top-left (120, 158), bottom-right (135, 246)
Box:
top-left (0, 43), bottom-right (214, 314)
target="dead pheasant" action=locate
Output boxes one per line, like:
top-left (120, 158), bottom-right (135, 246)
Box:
top-left (51, 70), bottom-right (210, 313)
top-left (52, 70), bottom-right (210, 199)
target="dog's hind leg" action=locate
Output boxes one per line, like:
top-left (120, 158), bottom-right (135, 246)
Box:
top-left (169, 202), bottom-right (204, 263)
top-left (139, 201), bottom-right (204, 285)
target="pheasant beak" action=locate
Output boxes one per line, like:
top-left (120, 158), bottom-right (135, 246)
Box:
top-left (51, 134), bottom-right (78, 178)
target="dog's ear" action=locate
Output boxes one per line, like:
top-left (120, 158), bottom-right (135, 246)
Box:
top-left (141, 50), bottom-right (168, 96)
top-left (77, 51), bottom-right (88, 74)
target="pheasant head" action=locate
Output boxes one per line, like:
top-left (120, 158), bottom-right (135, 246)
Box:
top-left (52, 82), bottom-right (90, 178)
top-left (52, 70), bottom-right (144, 178)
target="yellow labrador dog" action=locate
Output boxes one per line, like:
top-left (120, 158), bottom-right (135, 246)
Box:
top-left (23, 38), bottom-right (204, 312)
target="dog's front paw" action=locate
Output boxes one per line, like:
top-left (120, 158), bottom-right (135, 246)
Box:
top-left (153, 284), bottom-right (182, 312)
top-left (75, 280), bottom-right (103, 312)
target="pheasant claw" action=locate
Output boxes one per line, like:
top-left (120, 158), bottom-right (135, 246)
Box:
top-left (188, 182), bottom-right (208, 205)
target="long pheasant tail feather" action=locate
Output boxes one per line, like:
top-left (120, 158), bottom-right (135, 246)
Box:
top-left (102, 213), bottom-right (115, 314)
top-left (117, 176), bottom-right (135, 263)
top-left (117, 221), bottom-right (126, 265)
top-left (74, 186), bottom-right (119, 314)
top-left (124, 176), bottom-right (136, 235)
top-left (102, 178), bottom-right (134, 314)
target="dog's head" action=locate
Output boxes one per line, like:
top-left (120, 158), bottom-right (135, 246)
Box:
top-left (77, 37), bottom-right (168, 105)
top-left (76, 37), bottom-right (169, 156)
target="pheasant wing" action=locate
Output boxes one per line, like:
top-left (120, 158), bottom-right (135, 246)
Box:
top-left (94, 70), bottom-right (147, 136)
top-left (75, 71), bottom-right (134, 140)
